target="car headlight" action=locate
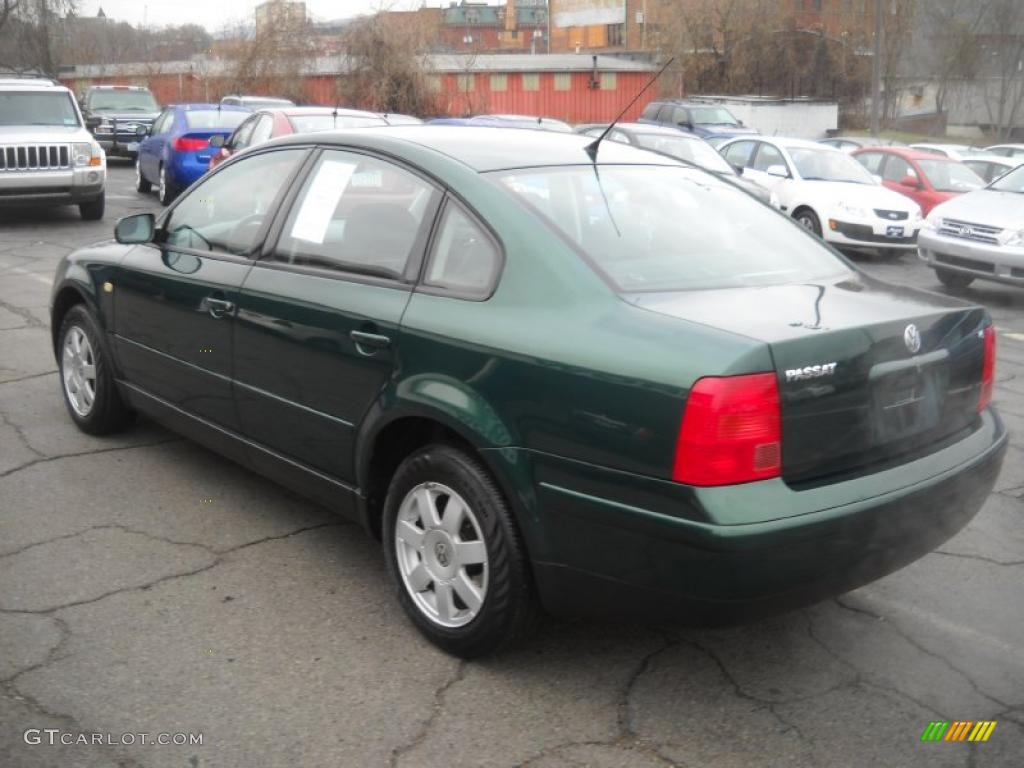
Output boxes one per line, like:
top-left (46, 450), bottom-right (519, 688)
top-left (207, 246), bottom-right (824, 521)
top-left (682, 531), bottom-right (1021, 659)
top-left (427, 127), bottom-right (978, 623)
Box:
top-left (1000, 228), bottom-right (1024, 247)
top-left (769, 191), bottom-right (781, 209)
top-left (921, 213), bottom-right (940, 232)
top-left (836, 202), bottom-right (867, 219)
top-left (72, 142), bottom-right (104, 168)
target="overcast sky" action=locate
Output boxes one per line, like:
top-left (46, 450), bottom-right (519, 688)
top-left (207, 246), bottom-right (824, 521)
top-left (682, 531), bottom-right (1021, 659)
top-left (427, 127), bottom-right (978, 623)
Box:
top-left (80, 0), bottom-right (430, 32)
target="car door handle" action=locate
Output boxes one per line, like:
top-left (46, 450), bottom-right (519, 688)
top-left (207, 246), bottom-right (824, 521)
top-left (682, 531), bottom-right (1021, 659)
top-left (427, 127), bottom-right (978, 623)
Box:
top-left (350, 330), bottom-right (391, 354)
top-left (206, 297), bottom-right (235, 319)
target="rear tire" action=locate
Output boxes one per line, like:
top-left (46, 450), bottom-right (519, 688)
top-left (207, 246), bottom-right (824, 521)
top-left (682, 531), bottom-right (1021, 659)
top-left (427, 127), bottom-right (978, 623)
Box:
top-left (135, 157), bottom-right (151, 193)
top-left (158, 164), bottom-right (176, 206)
top-left (382, 444), bottom-right (538, 658)
top-left (794, 208), bottom-right (823, 237)
top-left (57, 305), bottom-right (133, 435)
top-left (935, 268), bottom-right (975, 291)
top-left (78, 195), bottom-right (105, 221)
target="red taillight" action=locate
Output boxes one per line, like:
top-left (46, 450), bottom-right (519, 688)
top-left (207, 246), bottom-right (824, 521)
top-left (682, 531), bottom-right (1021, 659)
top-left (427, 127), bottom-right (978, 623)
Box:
top-left (979, 325), bottom-right (996, 412)
top-left (173, 137), bottom-right (208, 152)
top-left (673, 373), bottom-right (782, 486)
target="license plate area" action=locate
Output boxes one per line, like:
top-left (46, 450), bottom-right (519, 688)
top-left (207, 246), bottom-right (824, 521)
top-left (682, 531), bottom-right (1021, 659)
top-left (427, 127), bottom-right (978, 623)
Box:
top-left (871, 366), bottom-right (946, 443)
top-left (886, 225), bottom-right (904, 238)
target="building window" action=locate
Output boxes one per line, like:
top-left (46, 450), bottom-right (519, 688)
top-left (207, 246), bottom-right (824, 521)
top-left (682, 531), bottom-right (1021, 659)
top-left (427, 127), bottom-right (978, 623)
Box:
top-left (600, 72), bottom-right (616, 90)
top-left (607, 23), bottom-right (624, 46)
top-left (522, 73), bottom-right (540, 91)
top-left (458, 73), bottom-right (474, 93)
top-left (490, 73), bottom-right (508, 92)
top-left (812, 0), bottom-right (822, 10)
top-left (553, 73), bottom-right (571, 91)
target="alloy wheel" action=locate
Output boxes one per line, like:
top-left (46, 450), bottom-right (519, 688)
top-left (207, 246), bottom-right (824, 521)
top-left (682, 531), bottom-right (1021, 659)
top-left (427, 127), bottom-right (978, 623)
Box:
top-left (394, 482), bottom-right (489, 628)
top-left (62, 325), bottom-right (97, 417)
top-left (159, 166), bottom-right (166, 201)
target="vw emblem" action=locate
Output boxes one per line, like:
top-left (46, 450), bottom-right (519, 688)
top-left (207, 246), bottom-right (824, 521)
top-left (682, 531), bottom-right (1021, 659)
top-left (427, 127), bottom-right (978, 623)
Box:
top-left (904, 324), bottom-right (921, 355)
top-left (434, 541), bottom-right (450, 568)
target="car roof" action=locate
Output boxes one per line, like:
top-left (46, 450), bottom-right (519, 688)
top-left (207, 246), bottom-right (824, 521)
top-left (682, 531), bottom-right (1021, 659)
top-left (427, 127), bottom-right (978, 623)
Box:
top-left (961, 154), bottom-right (1017, 164)
top-left (743, 136), bottom-right (832, 152)
top-left (275, 106), bottom-right (381, 118)
top-left (852, 146), bottom-right (954, 162)
top-left (87, 84), bottom-right (150, 91)
top-left (168, 103), bottom-right (251, 112)
top-left (647, 100), bottom-right (729, 108)
top-left (271, 125), bottom-right (682, 172)
top-left (613, 122), bottom-right (703, 137)
top-left (985, 143), bottom-right (1024, 149)
top-left (910, 143), bottom-right (969, 151)
top-left (0, 78), bottom-right (68, 91)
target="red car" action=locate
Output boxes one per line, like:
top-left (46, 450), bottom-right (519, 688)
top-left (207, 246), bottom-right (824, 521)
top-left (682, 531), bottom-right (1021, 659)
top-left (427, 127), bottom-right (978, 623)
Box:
top-left (208, 106), bottom-right (388, 170)
top-left (851, 146), bottom-right (984, 215)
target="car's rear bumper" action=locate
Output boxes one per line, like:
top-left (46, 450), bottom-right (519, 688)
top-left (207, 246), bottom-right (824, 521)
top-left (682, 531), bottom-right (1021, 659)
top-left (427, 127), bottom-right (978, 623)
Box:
top-left (525, 408), bottom-right (1007, 623)
top-left (170, 153), bottom-right (215, 189)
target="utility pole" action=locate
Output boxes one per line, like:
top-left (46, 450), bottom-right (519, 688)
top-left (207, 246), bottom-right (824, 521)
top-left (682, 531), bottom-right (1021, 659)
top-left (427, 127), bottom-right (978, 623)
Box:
top-left (870, 0), bottom-right (882, 137)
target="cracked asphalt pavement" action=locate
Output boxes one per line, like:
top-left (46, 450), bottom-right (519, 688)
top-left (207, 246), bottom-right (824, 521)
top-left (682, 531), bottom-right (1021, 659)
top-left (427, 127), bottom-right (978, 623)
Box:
top-left (1, 163), bottom-right (1023, 767)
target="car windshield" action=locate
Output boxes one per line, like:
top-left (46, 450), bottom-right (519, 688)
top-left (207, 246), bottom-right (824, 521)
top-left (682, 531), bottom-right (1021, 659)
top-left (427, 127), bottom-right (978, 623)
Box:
top-left (631, 133), bottom-right (735, 174)
top-left (88, 90), bottom-right (158, 112)
top-left (289, 114), bottom-right (387, 132)
top-left (917, 159), bottom-right (983, 192)
top-left (185, 110), bottom-right (249, 130)
top-left (787, 147), bottom-right (875, 184)
top-left (494, 165), bottom-right (849, 292)
top-left (0, 91), bottom-right (79, 127)
top-left (989, 163), bottom-right (1024, 193)
top-left (689, 107), bottom-right (739, 126)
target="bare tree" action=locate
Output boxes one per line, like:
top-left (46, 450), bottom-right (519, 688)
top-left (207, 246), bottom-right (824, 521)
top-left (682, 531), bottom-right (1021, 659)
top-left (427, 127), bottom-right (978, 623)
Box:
top-left (980, 0), bottom-right (1024, 139)
top-left (0, 0), bottom-right (76, 75)
top-left (225, 8), bottom-right (313, 102)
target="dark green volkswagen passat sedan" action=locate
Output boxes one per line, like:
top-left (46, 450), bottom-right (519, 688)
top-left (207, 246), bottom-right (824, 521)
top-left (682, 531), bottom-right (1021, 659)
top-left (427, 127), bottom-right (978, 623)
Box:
top-left (50, 127), bottom-right (1006, 657)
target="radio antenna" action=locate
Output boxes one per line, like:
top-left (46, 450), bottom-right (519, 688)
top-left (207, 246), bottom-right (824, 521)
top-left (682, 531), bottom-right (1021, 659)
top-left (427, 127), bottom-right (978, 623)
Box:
top-left (585, 56), bottom-right (674, 162)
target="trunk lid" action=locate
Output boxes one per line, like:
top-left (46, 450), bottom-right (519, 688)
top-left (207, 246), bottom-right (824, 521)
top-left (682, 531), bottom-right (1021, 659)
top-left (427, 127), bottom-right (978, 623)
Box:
top-left (627, 274), bottom-right (989, 485)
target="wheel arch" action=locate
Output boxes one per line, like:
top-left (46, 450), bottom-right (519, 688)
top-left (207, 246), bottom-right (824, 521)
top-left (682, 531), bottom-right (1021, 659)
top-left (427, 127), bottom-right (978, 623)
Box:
top-left (50, 281), bottom-right (98, 356)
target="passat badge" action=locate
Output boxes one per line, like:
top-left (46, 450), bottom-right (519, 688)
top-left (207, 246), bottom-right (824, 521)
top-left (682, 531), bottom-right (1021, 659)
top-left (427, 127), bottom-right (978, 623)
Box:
top-left (904, 324), bottom-right (921, 354)
top-left (785, 362), bottom-right (837, 382)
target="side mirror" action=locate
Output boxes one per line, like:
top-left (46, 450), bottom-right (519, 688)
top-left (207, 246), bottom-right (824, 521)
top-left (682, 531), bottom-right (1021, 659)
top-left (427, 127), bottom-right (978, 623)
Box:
top-left (900, 175), bottom-right (920, 189)
top-left (737, 119), bottom-right (745, 127)
top-left (85, 116), bottom-right (101, 130)
top-left (208, 134), bottom-right (225, 148)
top-left (114, 213), bottom-right (155, 245)
top-left (136, 124), bottom-right (150, 138)
top-left (871, 174), bottom-right (883, 184)
top-left (731, 163), bottom-right (744, 175)
top-left (678, 121), bottom-right (694, 131)
top-left (766, 164), bottom-right (789, 178)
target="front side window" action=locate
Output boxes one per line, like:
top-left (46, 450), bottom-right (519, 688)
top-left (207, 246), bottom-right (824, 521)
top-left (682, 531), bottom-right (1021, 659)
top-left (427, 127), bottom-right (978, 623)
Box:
top-left (274, 150), bottom-right (438, 278)
top-left (230, 115), bottom-right (259, 149)
top-left (249, 114), bottom-right (275, 146)
top-left (881, 155), bottom-right (914, 182)
top-left (163, 149), bottom-right (305, 256)
top-left (0, 91), bottom-right (79, 127)
top-left (424, 203), bottom-right (500, 296)
top-left (496, 165), bottom-right (849, 292)
top-left (917, 159), bottom-right (983, 192)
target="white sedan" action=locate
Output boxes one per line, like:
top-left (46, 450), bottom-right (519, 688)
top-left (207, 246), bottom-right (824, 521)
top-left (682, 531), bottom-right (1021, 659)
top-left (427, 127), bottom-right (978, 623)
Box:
top-left (719, 136), bottom-right (923, 254)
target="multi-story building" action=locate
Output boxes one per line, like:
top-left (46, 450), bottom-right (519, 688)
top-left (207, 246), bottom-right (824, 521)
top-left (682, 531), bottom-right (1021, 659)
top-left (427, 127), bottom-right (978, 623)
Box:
top-left (438, 0), bottom-right (550, 53)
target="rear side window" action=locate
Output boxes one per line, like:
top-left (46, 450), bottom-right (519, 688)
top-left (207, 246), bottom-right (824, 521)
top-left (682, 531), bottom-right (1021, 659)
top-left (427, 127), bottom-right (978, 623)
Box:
top-left (855, 151), bottom-right (884, 174)
top-left (751, 143), bottom-right (785, 172)
top-left (640, 103), bottom-right (661, 120)
top-left (423, 202), bottom-right (500, 297)
top-left (273, 150), bottom-right (438, 279)
top-left (723, 141), bottom-right (755, 168)
top-left (496, 165), bottom-right (849, 292)
top-left (249, 114), bottom-right (274, 146)
top-left (882, 155), bottom-right (914, 182)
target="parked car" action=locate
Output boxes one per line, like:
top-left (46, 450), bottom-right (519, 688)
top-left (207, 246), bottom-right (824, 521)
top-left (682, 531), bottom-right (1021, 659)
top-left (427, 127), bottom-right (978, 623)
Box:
top-left (639, 99), bottom-right (758, 140)
top-left (135, 103), bottom-right (250, 204)
top-left (576, 122), bottom-right (779, 207)
top-left (960, 154), bottom-right (1022, 184)
top-left (378, 113), bottom-right (423, 125)
top-left (909, 143), bottom-right (985, 162)
top-left (49, 127), bottom-right (1005, 656)
top-left (918, 161), bottom-right (1024, 290)
top-left (219, 95), bottom-right (295, 109)
top-left (851, 146), bottom-right (984, 215)
top-left (80, 84), bottom-right (160, 159)
top-left (719, 136), bottom-right (922, 255)
top-left (819, 136), bottom-right (906, 153)
top-left (208, 106), bottom-right (388, 170)
top-left (0, 75), bottom-right (106, 219)
top-left (982, 143), bottom-right (1024, 159)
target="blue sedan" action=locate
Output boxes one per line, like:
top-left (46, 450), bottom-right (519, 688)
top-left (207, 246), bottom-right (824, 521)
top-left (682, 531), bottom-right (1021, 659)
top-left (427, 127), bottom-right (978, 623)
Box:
top-left (136, 104), bottom-right (250, 205)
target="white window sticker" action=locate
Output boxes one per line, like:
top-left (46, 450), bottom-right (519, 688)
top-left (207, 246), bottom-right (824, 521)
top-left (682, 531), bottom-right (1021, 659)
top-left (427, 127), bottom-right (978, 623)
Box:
top-left (289, 159), bottom-right (357, 244)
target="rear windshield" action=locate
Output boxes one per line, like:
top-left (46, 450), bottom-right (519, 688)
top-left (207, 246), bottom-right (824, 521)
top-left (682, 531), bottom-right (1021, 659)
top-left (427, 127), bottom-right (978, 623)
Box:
top-left (990, 163), bottom-right (1024, 193)
top-left (495, 165), bottom-right (850, 292)
top-left (631, 133), bottom-right (734, 174)
top-left (87, 89), bottom-right (158, 112)
top-left (917, 159), bottom-right (983, 192)
top-left (185, 110), bottom-right (249, 130)
top-left (289, 114), bottom-right (386, 132)
top-left (0, 91), bottom-right (79, 127)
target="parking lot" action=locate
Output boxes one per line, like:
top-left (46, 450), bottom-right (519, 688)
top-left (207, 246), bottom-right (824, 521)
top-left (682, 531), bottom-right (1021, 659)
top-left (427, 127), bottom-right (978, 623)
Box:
top-left (1, 161), bottom-right (1022, 767)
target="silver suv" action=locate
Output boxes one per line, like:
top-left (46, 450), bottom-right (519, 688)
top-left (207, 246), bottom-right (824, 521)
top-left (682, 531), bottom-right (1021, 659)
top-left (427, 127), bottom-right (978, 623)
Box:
top-left (0, 76), bottom-right (106, 220)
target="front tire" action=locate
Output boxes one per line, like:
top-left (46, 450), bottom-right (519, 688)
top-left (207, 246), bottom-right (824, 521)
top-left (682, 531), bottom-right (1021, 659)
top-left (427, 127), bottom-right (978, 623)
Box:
top-left (935, 268), bottom-right (975, 291)
top-left (794, 208), bottom-right (823, 237)
top-left (78, 195), bottom-right (105, 221)
top-left (57, 305), bottom-right (133, 435)
top-left (135, 157), bottom-right (151, 193)
top-left (382, 444), bottom-right (537, 658)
